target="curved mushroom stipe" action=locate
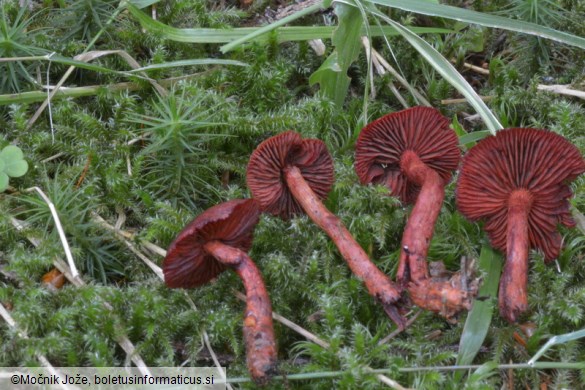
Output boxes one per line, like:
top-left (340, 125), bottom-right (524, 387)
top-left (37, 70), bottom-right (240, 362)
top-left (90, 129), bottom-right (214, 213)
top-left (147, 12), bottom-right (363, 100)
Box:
top-left (355, 107), bottom-right (472, 319)
top-left (204, 241), bottom-right (277, 384)
top-left (356, 107), bottom-right (459, 284)
top-left (396, 150), bottom-right (448, 283)
top-left (248, 132), bottom-right (406, 329)
top-left (163, 199), bottom-right (277, 384)
top-left (457, 128), bottom-right (585, 322)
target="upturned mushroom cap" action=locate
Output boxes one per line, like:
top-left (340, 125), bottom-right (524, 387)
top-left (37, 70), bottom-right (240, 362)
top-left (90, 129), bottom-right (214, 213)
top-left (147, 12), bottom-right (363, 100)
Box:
top-left (247, 131), bottom-right (334, 219)
top-left (456, 128), bottom-right (585, 261)
top-left (163, 199), bottom-right (261, 288)
top-left (355, 107), bottom-right (460, 204)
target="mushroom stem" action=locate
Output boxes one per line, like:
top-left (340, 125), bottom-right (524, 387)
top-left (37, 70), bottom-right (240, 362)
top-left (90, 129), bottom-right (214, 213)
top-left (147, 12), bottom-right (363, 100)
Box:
top-left (499, 190), bottom-right (532, 323)
top-left (397, 150), bottom-right (445, 284)
top-left (397, 151), bottom-right (474, 319)
top-left (283, 165), bottom-right (405, 329)
top-left (204, 241), bottom-right (277, 384)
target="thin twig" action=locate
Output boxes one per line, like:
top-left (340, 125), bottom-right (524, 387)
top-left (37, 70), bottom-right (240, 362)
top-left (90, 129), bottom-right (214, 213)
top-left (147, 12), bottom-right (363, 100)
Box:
top-left (74, 50), bottom-right (167, 96)
top-left (114, 207), bottom-right (126, 231)
top-left (91, 216), bottom-right (161, 279)
top-left (126, 155), bottom-right (132, 176)
top-left (127, 134), bottom-right (149, 146)
top-left (40, 152), bottom-right (65, 163)
top-left (378, 310), bottom-right (422, 346)
top-left (120, 237), bottom-right (165, 280)
top-left (537, 84), bottom-right (585, 100)
top-left (308, 39), bottom-right (326, 56)
top-left (75, 154), bottom-right (92, 189)
top-left (377, 373), bottom-right (409, 390)
top-left (461, 62), bottom-right (490, 76)
top-left (368, 40), bottom-right (409, 108)
top-left (361, 37), bottom-right (409, 108)
top-left (454, 63), bottom-right (585, 101)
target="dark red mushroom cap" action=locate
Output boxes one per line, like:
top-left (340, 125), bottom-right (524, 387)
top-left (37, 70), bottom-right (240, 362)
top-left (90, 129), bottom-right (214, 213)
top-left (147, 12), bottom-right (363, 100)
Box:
top-left (355, 107), bottom-right (460, 204)
top-left (163, 199), bottom-right (261, 288)
top-left (456, 128), bottom-right (585, 261)
top-left (247, 131), bottom-right (334, 219)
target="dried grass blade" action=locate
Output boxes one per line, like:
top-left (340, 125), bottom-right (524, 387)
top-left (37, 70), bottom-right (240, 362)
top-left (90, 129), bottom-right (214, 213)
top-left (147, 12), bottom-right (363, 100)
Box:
top-left (25, 186), bottom-right (79, 278)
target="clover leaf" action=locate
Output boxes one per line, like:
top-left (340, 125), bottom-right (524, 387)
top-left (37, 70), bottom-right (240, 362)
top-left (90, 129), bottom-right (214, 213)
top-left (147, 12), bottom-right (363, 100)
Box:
top-left (0, 145), bottom-right (29, 192)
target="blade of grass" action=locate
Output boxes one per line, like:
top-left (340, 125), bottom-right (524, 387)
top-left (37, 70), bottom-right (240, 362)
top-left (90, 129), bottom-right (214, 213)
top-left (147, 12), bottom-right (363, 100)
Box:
top-left (465, 361), bottom-right (499, 385)
top-left (0, 53), bottom-right (132, 77)
top-left (528, 329), bottom-right (585, 365)
top-left (127, 3), bottom-right (451, 44)
top-left (0, 72), bottom-right (218, 105)
top-left (129, 58), bottom-right (248, 72)
top-left (225, 362), bottom-right (585, 383)
top-left (371, 10), bottom-right (503, 133)
top-left (220, 1), bottom-right (325, 53)
top-left (367, 0), bottom-right (585, 50)
top-left (458, 130), bottom-right (492, 146)
top-left (1, 52), bottom-right (225, 98)
top-left (129, 0), bottom-right (160, 8)
top-left (0, 82), bottom-right (139, 105)
top-left (455, 245), bottom-right (503, 382)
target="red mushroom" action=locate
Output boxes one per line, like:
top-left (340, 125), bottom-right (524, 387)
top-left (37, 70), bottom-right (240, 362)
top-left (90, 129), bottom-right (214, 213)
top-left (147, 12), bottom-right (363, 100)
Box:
top-left (457, 128), bottom-right (585, 322)
top-left (247, 131), bottom-right (406, 329)
top-left (163, 199), bottom-right (277, 384)
top-left (355, 107), bottom-right (473, 319)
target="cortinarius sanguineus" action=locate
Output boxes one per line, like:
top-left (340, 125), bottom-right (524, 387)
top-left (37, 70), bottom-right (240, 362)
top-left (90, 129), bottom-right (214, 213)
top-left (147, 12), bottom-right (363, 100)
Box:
top-left (457, 128), bottom-right (585, 322)
top-left (163, 199), bottom-right (277, 384)
top-left (355, 107), bottom-right (474, 319)
top-left (247, 131), bottom-right (406, 328)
